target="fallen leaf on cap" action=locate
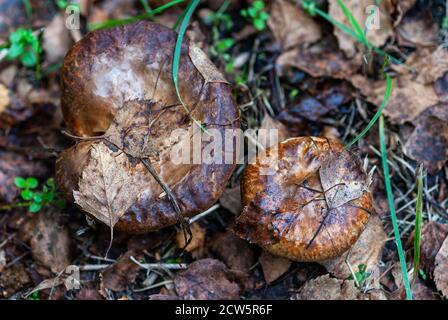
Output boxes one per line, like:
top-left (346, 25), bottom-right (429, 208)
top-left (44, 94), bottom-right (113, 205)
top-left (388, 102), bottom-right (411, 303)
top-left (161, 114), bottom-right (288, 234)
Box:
top-left (210, 231), bottom-right (256, 274)
top-left (267, 0), bottom-right (321, 50)
top-left (407, 222), bottom-right (448, 277)
top-left (321, 215), bottom-right (386, 287)
top-left (73, 142), bottom-right (143, 228)
top-left (30, 210), bottom-right (73, 273)
top-left (328, 0), bottom-right (394, 57)
top-left (294, 274), bottom-right (387, 300)
top-left (434, 236), bottom-right (448, 297)
top-left (101, 251), bottom-right (141, 292)
top-left (405, 103), bottom-right (448, 173)
top-left (259, 250), bottom-right (291, 284)
top-left (174, 258), bottom-right (241, 300)
top-left (319, 149), bottom-right (369, 209)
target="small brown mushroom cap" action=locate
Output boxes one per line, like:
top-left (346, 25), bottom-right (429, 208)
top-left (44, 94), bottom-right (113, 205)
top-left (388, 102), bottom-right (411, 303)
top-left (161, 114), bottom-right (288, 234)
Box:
top-left (56, 21), bottom-right (239, 233)
top-left (235, 137), bottom-right (372, 261)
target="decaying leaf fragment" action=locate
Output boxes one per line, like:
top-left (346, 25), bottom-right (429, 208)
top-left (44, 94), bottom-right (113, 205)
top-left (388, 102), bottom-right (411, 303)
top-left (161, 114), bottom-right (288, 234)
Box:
top-left (73, 142), bottom-right (141, 228)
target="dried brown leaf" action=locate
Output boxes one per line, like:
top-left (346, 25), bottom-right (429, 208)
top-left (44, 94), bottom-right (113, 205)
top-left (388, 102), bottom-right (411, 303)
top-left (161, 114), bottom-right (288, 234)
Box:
top-left (434, 236), bottom-right (448, 297)
top-left (328, 0), bottom-right (394, 57)
top-left (73, 142), bottom-right (142, 227)
top-left (259, 250), bottom-right (291, 284)
top-left (30, 210), bottom-right (73, 273)
top-left (176, 222), bottom-right (206, 253)
top-left (101, 250), bottom-right (140, 292)
top-left (267, 0), bottom-right (321, 50)
top-left (219, 185), bottom-right (242, 215)
top-left (174, 259), bottom-right (241, 300)
top-left (189, 42), bottom-right (229, 85)
top-left (295, 274), bottom-right (387, 300)
top-left (321, 215), bottom-right (386, 286)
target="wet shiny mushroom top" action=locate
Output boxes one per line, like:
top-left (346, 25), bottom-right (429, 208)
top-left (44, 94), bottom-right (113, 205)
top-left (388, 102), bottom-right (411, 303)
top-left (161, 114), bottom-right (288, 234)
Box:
top-left (56, 21), bottom-right (239, 234)
top-left (235, 137), bottom-right (373, 261)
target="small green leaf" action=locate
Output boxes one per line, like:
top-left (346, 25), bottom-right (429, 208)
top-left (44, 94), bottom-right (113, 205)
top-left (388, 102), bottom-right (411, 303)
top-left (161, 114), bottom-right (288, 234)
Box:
top-left (21, 189), bottom-right (33, 200)
top-left (29, 202), bottom-right (42, 213)
top-left (25, 177), bottom-right (39, 189)
top-left (33, 193), bottom-right (43, 203)
top-left (20, 50), bottom-right (37, 67)
top-left (253, 0), bottom-right (265, 10)
top-left (14, 177), bottom-right (27, 189)
top-left (7, 42), bottom-right (24, 59)
top-left (253, 18), bottom-right (266, 31)
top-left (45, 178), bottom-right (55, 189)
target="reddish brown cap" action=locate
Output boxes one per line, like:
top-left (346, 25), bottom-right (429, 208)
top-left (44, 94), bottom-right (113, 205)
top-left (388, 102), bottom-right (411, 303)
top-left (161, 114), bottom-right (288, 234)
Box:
top-left (56, 22), bottom-right (239, 233)
top-left (235, 137), bottom-right (372, 261)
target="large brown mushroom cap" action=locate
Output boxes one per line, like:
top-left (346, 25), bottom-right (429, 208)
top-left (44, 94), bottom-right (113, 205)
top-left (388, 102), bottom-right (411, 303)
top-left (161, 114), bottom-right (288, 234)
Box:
top-left (235, 137), bottom-right (372, 261)
top-left (56, 21), bottom-right (239, 233)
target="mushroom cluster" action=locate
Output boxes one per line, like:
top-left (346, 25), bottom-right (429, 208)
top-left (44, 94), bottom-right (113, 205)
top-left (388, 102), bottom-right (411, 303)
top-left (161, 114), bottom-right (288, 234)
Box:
top-left (56, 21), bottom-right (239, 233)
top-left (235, 137), bottom-right (372, 261)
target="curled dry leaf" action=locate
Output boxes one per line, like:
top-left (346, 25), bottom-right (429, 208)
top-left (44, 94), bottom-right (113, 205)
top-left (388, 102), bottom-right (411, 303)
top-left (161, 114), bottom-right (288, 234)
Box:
top-left (30, 210), bottom-right (73, 273)
top-left (235, 137), bottom-right (372, 262)
top-left (404, 103), bottom-right (448, 173)
top-left (294, 274), bottom-right (387, 300)
top-left (259, 250), bottom-right (291, 284)
top-left (56, 22), bottom-right (239, 233)
top-left (42, 13), bottom-right (72, 64)
top-left (321, 215), bottom-right (386, 286)
top-left (328, 0), bottom-right (394, 58)
top-left (434, 236), bottom-right (448, 297)
top-left (174, 259), bottom-right (241, 300)
top-left (267, 0), bottom-right (321, 50)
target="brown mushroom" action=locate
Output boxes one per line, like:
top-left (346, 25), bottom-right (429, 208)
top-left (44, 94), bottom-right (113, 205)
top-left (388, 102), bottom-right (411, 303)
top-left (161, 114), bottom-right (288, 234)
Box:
top-left (235, 137), bottom-right (372, 261)
top-left (55, 21), bottom-right (239, 234)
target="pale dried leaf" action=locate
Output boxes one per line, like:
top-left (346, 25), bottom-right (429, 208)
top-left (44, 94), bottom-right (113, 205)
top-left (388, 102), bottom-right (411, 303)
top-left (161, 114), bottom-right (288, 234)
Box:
top-left (267, 0), bottom-right (321, 50)
top-left (328, 0), bottom-right (394, 57)
top-left (73, 142), bottom-right (141, 227)
top-left (259, 250), bottom-right (291, 284)
top-left (42, 14), bottom-right (72, 64)
top-left (321, 215), bottom-right (386, 287)
top-left (189, 43), bottom-right (229, 85)
top-left (434, 236), bottom-right (448, 297)
top-left (0, 83), bottom-right (9, 114)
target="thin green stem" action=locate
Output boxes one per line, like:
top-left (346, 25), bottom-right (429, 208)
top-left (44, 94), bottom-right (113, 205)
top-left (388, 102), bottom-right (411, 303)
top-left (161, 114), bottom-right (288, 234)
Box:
top-left (346, 75), bottom-right (392, 148)
top-left (379, 115), bottom-right (413, 300)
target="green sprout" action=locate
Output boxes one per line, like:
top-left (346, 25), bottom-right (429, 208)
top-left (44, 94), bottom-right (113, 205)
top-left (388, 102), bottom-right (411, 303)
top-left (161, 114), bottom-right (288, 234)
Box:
top-left (240, 0), bottom-right (269, 31)
top-left (8, 177), bottom-right (65, 213)
top-left (348, 264), bottom-right (371, 286)
top-left (4, 28), bottom-right (41, 68)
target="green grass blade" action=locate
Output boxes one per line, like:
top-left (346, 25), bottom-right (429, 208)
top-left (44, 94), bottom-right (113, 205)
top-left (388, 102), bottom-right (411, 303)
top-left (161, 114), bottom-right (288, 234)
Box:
top-left (379, 115), bottom-right (413, 300)
top-left (172, 0), bottom-right (207, 131)
top-left (345, 75), bottom-right (392, 148)
top-left (335, 0), bottom-right (368, 46)
top-left (89, 0), bottom-right (184, 30)
top-left (413, 164), bottom-right (424, 280)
